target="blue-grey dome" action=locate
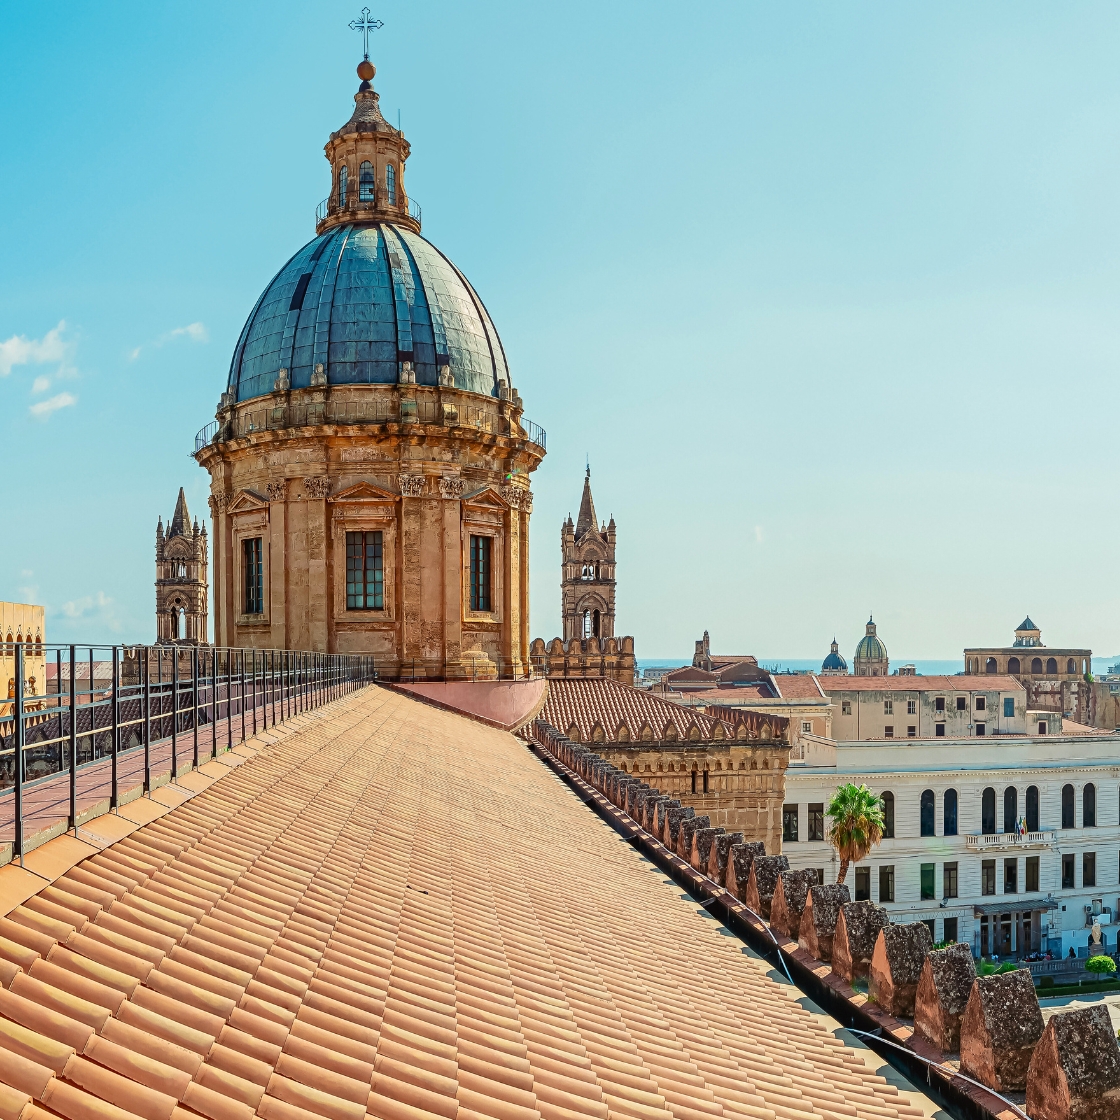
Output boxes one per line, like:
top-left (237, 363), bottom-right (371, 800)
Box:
top-left (227, 223), bottom-right (510, 403)
top-left (822, 640), bottom-right (847, 672)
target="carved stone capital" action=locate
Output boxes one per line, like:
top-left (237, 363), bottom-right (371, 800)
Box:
top-left (266, 481), bottom-right (287, 502)
top-left (439, 475), bottom-right (464, 500)
top-left (210, 491), bottom-right (234, 514)
top-left (398, 473), bottom-right (426, 497)
top-left (520, 490), bottom-right (533, 514)
top-left (304, 477), bottom-right (332, 499)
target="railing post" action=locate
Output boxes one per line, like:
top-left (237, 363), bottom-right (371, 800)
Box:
top-left (111, 647), bottom-right (120, 809)
top-left (68, 645), bottom-right (77, 832)
top-left (192, 646), bottom-right (199, 770)
top-left (251, 649), bottom-right (258, 736)
top-left (171, 648), bottom-right (178, 781)
top-left (210, 648), bottom-right (218, 760)
top-left (225, 649), bottom-right (231, 752)
top-left (13, 645), bottom-right (25, 861)
top-left (142, 647), bottom-right (152, 793)
top-left (240, 650), bottom-right (247, 743)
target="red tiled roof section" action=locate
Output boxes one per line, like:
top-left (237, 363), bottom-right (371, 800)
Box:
top-left (541, 677), bottom-right (736, 740)
top-left (819, 674), bottom-right (1024, 692)
top-left (0, 687), bottom-right (931, 1120)
top-left (769, 675), bottom-right (826, 699)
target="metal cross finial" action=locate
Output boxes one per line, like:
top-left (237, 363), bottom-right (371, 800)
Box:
top-left (350, 7), bottom-right (383, 60)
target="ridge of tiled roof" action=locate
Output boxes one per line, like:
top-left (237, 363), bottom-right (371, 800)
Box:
top-left (769, 674), bottom-right (827, 699)
top-left (0, 687), bottom-right (933, 1120)
top-left (819, 674), bottom-right (1024, 691)
top-left (541, 676), bottom-right (735, 741)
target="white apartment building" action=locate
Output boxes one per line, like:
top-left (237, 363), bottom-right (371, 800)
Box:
top-left (784, 725), bottom-right (1120, 959)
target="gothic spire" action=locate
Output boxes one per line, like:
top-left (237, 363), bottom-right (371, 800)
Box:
top-left (575, 466), bottom-right (598, 540)
top-left (169, 488), bottom-right (190, 538)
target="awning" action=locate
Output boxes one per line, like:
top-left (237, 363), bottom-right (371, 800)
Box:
top-left (973, 898), bottom-right (1059, 916)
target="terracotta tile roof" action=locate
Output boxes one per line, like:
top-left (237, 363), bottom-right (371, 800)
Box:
top-left (768, 675), bottom-right (826, 699)
top-left (0, 687), bottom-right (934, 1120)
top-left (541, 677), bottom-right (735, 741)
top-left (818, 674), bottom-right (1024, 692)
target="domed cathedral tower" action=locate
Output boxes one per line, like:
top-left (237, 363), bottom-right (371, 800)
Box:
top-left (155, 489), bottom-right (209, 644)
top-left (561, 468), bottom-right (616, 641)
top-left (853, 616), bottom-right (889, 677)
top-left (194, 48), bottom-right (545, 679)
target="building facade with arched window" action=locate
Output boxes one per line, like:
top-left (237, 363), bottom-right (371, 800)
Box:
top-left (529, 469), bottom-right (636, 683)
top-left (0, 601), bottom-right (46, 714)
top-left (964, 617), bottom-right (1093, 723)
top-left (155, 488), bottom-right (208, 645)
top-left (785, 723), bottom-right (1120, 959)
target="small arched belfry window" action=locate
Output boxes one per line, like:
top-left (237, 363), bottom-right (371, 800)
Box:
top-left (338, 165), bottom-right (348, 206)
top-left (359, 161), bottom-right (374, 201)
top-left (386, 162), bottom-right (396, 205)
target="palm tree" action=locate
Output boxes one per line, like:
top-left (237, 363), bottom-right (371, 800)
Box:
top-left (826, 783), bottom-right (885, 884)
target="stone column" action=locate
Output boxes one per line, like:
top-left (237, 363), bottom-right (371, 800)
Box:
top-left (304, 477), bottom-right (331, 653)
top-left (438, 475), bottom-right (464, 679)
top-left (267, 482), bottom-right (288, 652)
top-left (398, 472), bottom-right (425, 677)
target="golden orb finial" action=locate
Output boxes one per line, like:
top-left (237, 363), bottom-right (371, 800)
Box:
top-left (357, 59), bottom-right (375, 81)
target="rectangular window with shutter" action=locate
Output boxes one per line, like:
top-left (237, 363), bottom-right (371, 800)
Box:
top-left (242, 538), bottom-right (264, 614)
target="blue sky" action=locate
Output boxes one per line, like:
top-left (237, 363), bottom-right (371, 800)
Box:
top-left (2, 2), bottom-right (1119, 661)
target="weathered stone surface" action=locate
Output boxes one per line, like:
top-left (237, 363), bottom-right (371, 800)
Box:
top-left (647, 796), bottom-right (672, 833)
top-left (666, 804), bottom-right (694, 848)
top-left (724, 841), bottom-right (765, 901)
top-left (708, 831), bottom-right (744, 884)
top-left (868, 922), bottom-right (933, 1017)
top-left (1027, 1004), bottom-right (1120, 1120)
top-left (914, 942), bottom-right (977, 1053)
top-left (797, 883), bottom-right (850, 961)
top-left (960, 969), bottom-right (1044, 1092)
top-left (678, 814), bottom-right (710, 860)
top-left (691, 826), bottom-right (723, 873)
top-left (655, 799), bottom-right (680, 839)
top-left (832, 900), bottom-right (890, 983)
top-left (744, 855), bottom-right (789, 920)
top-left (769, 869), bottom-right (817, 941)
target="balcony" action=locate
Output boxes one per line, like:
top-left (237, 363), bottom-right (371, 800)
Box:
top-left (964, 831), bottom-right (1055, 851)
top-left (316, 189), bottom-right (421, 230)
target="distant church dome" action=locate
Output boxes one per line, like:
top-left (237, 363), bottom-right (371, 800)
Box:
top-left (853, 616), bottom-right (889, 676)
top-left (821, 639), bottom-right (847, 674)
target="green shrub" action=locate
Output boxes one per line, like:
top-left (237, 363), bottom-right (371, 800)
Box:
top-left (1086, 955), bottom-right (1117, 975)
top-left (1040, 976), bottom-right (1054, 988)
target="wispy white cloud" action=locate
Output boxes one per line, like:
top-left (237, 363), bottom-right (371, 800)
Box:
top-left (0, 320), bottom-right (74, 378)
top-left (18, 570), bottom-right (38, 603)
top-left (754, 525), bottom-right (764, 543)
top-left (30, 391), bottom-right (77, 419)
top-left (60, 591), bottom-right (113, 620)
top-left (31, 374), bottom-right (50, 394)
top-left (130, 321), bottom-right (209, 360)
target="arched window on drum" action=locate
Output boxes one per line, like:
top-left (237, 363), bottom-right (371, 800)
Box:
top-left (359, 161), bottom-right (375, 201)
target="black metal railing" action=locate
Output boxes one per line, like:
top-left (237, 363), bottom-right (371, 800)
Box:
top-left (315, 190), bottom-right (421, 227)
top-left (0, 643), bottom-right (375, 860)
top-left (195, 405), bottom-right (546, 454)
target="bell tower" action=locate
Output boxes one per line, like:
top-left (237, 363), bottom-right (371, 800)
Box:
top-left (156, 488), bottom-right (209, 644)
top-left (561, 468), bottom-right (616, 641)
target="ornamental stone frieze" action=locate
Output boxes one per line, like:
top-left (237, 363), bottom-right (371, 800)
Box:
top-left (266, 481), bottom-right (287, 502)
top-left (398, 473), bottom-right (426, 497)
top-left (303, 477), bottom-right (332, 498)
top-left (439, 475), bottom-right (465, 500)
